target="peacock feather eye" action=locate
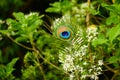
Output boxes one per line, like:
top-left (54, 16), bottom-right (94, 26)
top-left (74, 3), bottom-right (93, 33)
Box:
top-left (60, 31), bottom-right (70, 39)
top-left (56, 26), bottom-right (73, 40)
top-left (52, 15), bottom-right (76, 41)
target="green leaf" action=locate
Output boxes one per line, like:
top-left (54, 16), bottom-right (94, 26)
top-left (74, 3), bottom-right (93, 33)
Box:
top-left (6, 18), bottom-right (15, 25)
top-left (24, 52), bottom-right (36, 66)
top-left (115, 0), bottom-right (120, 4)
top-left (6, 58), bottom-right (19, 77)
top-left (46, 1), bottom-right (73, 13)
top-left (0, 30), bottom-right (9, 35)
top-left (0, 65), bottom-right (6, 78)
top-left (102, 3), bottom-right (120, 15)
top-left (92, 39), bottom-right (108, 47)
top-left (113, 63), bottom-right (119, 68)
top-left (45, 2), bottom-right (61, 13)
top-left (109, 56), bottom-right (119, 63)
top-left (6, 18), bottom-right (21, 30)
top-left (101, 3), bottom-right (118, 13)
top-left (108, 49), bottom-right (120, 63)
top-left (13, 12), bottom-right (25, 23)
top-left (26, 13), bottom-right (43, 32)
top-left (107, 24), bottom-right (120, 42)
top-left (60, 0), bottom-right (72, 13)
top-left (90, 4), bottom-right (100, 15)
top-left (21, 65), bottom-right (36, 79)
top-left (106, 12), bottom-right (119, 25)
top-left (6, 12), bottom-right (43, 42)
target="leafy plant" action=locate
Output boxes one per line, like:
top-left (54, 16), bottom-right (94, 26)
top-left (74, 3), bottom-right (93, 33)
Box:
top-left (0, 58), bottom-right (18, 80)
top-left (46, 0), bottom-right (73, 14)
top-left (0, 0), bottom-right (120, 80)
top-left (0, 12), bottom-right (64, 80)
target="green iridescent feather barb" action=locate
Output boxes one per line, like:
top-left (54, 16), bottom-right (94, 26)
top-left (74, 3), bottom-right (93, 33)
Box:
top-left (52, 15), bottom-right (103, 80)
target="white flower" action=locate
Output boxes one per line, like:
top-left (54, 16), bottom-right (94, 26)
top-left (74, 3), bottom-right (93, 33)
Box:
top-left (86, 25), bottom-right (98, 42)
top-left (69, 73), bottom-right (75, 80)
top-left (83, 61), bottom-right (87, 65)
top-left (63, 63), bottom-right (74, 72)
top-left (98, 60), bottom-right (103, 66)
top-left (97, 67), bottom-right (102, 71)
top-left (62, 54), bottom-right (75, 72)
top-left (81, 75), bottom-right (87, 79)
top-left (87, 36), bottom-right (93, 42)
top-left (65, 54), bottom-right (74, 62)
top-left (79, 67), bottom-right (84, 73)
top-left (74, 51), bottom-right (80, 57)
top-left (80, 45), bottom-right (88, 56)
top-left (90, 75), bottom-right (99, 80)
top-left (89, 69), bottom-right (93, 73)
top-left (92, 65), bottom-right (96, 68)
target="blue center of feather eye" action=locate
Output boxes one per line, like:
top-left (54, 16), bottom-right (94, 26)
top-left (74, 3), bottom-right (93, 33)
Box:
top-left (60, 31), bottom-right (70, 39)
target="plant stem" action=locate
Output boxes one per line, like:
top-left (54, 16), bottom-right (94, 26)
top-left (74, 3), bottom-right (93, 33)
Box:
top-left (38, 52), bottom-right (61, 70)
top-left (29, 36), bottom-right (47, 80)
top-left (7, 35), bottom-right (33, 50)
top-left (111, 73), bottom-right (117, 80)
top-left (86, 0), bottom-right (91, 27)
top-left (34, 51), bottom-right (47, 80)
top-left (103, 63), bottom-right (115, 73)
top-left (104, 63), bottom-right (120, 80)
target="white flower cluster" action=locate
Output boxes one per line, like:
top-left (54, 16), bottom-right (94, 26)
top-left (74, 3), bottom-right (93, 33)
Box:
top-left (58, 27), bottom-right (103, 80)
top-left (86, 25), bottom-right (98, 42)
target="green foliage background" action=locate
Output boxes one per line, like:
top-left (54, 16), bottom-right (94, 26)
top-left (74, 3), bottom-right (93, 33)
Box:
top-left (0, 0), bottom-right (120, 80)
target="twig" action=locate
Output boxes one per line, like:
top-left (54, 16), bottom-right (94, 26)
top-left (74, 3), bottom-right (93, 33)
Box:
top-left (38, 52), bottom-right (61, 70)
top-left (103, 63), bottom-right (115, 73)
top-left (86, 0), bottom-right (91, 27)
top-left (29, 36), bottom-right (47, 80)
top-left (111, 73), bottom-right (117, 80)
top-left (7, 35), bottom-right (33, 50)
top-left (103, 63), bottom-right (118, 80)
top-left (34, 51), bottom-right (47, 80)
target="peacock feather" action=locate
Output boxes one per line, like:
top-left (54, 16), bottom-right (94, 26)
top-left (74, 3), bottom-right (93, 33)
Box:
top-left (52, 16), bottom-right (77, 41)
